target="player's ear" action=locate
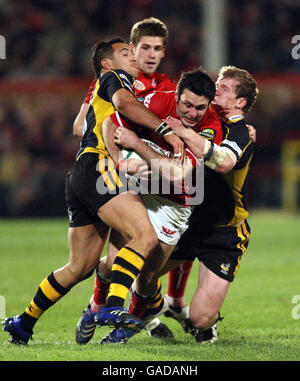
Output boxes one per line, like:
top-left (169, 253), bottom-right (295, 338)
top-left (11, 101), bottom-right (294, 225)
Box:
top-left (101, 58), bottom-right (113, 71)
top-left (129, 42), bottom-right (135, 55)
top-left (236, 97), bottom-right (247, 110)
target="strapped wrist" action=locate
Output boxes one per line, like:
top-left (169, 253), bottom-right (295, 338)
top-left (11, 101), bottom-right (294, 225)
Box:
top-left (202, 139), bottom-right (214, 161)
top-left (155, 121), bottom-right (173, 137)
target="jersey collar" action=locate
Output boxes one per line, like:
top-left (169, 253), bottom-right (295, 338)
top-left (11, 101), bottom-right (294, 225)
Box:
top-left (227, 115), bottom-right (244, 124)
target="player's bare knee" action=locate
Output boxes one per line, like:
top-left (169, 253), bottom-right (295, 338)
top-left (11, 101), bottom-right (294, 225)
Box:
top-left (131, 226), bottom-right (158, 253)
top-left (190, 312), bottom-right (215, 331)
top-left (141, 228), bottom-right (159, 251)
top-left (62, 263), bottom-right (82, 286)
top-left (67, 257), bottom-right (98, 284)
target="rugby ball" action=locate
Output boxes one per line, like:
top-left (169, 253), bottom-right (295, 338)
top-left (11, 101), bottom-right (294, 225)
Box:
top-left (120, 139), bottom-right (168, 180)
top-left (120, 148), bottom-right (142, 161)
top-left (120, 139), bottom-right (168, 161)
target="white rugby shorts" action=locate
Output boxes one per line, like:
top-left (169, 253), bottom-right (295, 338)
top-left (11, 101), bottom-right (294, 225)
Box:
top-left (139, 193), bottom-right (193, 246)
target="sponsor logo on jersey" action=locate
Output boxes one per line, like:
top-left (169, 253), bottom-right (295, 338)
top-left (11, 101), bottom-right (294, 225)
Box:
top-left (199, 128), bottom-right (216, 141)
top-left (134, 80), bottom-right (146, 91)
top-left (119, 73), bottom-right (130, 82)
top-left (118, 73), bottom-right (134, 93)
top-left (68, 207), bottom-right (73, 223)
top-left (143, 93), bottom-right (155, 108)
top-left (123, 81), bottom-right (134, 93)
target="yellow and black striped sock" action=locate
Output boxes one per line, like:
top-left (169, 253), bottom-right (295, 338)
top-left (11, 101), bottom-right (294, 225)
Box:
top-left (20, 272), bottom-right (69, 332)
top-left (147, 279), bottom-right (164, 315)
top-left (105, 246), bottom-right (145, 308)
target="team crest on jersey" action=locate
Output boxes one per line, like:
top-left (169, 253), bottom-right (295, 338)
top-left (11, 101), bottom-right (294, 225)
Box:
top-left (137, 96), bottom-right (144, 103)
top-left (161, 225), bottom-right (177, 236)
top-left (134, 80), bottom-right (146, 91)
top-left (199, 128), bottom-right (216, 141)
top-left (220, 262), bottom-right (231, 275)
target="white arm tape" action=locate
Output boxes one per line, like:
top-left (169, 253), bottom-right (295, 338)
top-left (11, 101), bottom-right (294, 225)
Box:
top-left (202, 139), bottom-right (212, 156)
top-left (205, 144), bottom-right (237, 170)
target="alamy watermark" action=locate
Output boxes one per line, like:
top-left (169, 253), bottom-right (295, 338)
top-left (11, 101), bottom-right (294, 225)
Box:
top-left (291, 35), bottom-right (300, 60)
top-left (0, 35), bottom-right (6, 59)
top-left (291, 295), bottom-right (300, 320)
top-left (95, 156), bottom-right (204, 206)
top-left (0, 295), bottom-right (6, 319)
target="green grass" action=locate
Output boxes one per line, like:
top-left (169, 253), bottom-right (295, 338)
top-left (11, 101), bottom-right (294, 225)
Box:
top-left (1, 211), bottom-right (300, 361)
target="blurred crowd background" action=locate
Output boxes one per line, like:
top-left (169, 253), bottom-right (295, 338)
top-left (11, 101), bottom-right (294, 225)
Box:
top-left (1, 0), bottom-right (300, 217)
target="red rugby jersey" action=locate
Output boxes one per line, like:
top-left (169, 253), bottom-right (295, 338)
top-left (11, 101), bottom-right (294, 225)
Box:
top-left (83, 78), bottom-right (97, 104)
top-left (110, 91), bottom-right (223, 206)
top-left (118, 91), bottom-right (223, 147)
top-left (83, 70), bottom-right (176, 104)
top-left (133, 71), bottom-right (176, 97)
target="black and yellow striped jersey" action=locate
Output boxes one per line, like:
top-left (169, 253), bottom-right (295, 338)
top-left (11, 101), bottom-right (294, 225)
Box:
top-left (76, 69), bottom-right (134, 160)
top-left (191, 116), bottom-right (253, 227)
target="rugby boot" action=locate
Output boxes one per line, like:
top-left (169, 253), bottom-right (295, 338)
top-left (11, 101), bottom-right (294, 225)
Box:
top-left (100, 319), bottom-right (173, 344)
top-left (145, 318), bottom-right (174, 338)
top-left (194, 323), bottom-right (218, 344)
top-left (75, 307), bottom-right (96, 345)
top-left (94, 306), bottom-right (144, 332)
top-left (100, 327), bottom-right (135, 344)
top-left (2, 315), bottom-right (33, 345)
top-left (164, 302), bottom-right (190, 332)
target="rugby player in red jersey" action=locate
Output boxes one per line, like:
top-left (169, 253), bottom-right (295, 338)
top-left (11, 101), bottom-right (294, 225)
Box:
top-left (129, 17), bottom-right (176, 97)
top-left (92, 68), bottom-right (222, 344)
top-left (130, 66), bottom-right (259, 345)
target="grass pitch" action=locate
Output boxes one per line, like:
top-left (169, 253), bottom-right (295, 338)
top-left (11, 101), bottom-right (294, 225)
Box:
top-left (1, 210), bottom-right (300, 362)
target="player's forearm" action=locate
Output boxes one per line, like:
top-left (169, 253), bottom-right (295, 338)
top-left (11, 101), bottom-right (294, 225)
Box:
top-left (130, 139), bottom-right (163, 166)
top-left (73, 103), bottom-right (89, 138)
top-left (131, 140), bottom-right (189, 182)
top-left (202, 141), bottom-right (236, 173)
top-left (176, 128), bottom-right (206, 158)
top-left (212, 154), bottom-right (235, 173)
top-left (171, 129), bottom-right (236, 173)
top-left (113, 89), bottom-right (163, 131)
top-left (102, 118), bottom-right (122, 164)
